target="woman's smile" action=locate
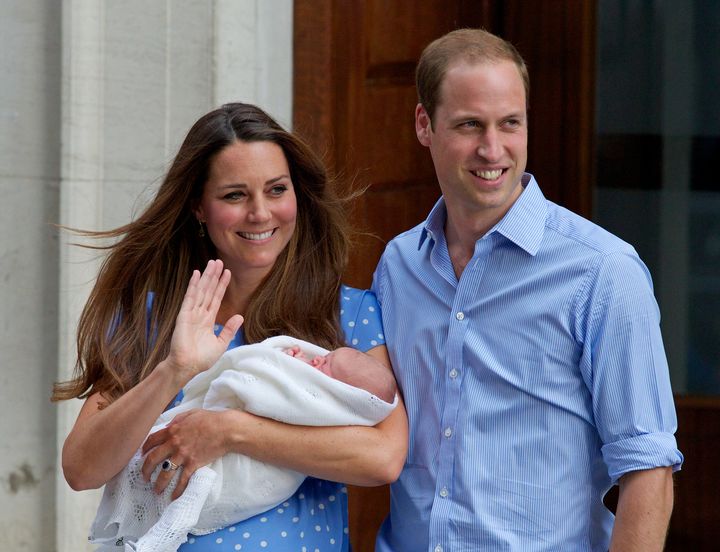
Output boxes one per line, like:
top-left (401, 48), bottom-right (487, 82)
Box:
top-left (237, 229), bottom-right (276, 241)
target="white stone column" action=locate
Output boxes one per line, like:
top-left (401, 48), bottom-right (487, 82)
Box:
top-left (213, 0), bottom-right (293, 127)
top-left (56, 1), bottom-right (105, 550)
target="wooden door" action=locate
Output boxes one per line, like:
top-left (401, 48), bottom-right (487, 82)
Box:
top-left (294, 2), bottom-right (596, 550)
top-left (294, 0), bottom-right (489, 290)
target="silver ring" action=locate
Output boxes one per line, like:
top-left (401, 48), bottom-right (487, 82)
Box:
top-left (161, 459), bottom-right (180, 472)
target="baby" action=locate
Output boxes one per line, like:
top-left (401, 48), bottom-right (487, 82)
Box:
top-left (284, 344), bottom-right (397, 403)
top-left (90, 336), bottom-right (398, 552)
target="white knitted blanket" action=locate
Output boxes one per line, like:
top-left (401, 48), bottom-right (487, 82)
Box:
top-left (89, 336), bottom-right (397, 552)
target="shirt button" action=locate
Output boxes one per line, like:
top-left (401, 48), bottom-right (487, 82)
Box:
top-left (455, 311), bottom-right (464, 320)
top-left (439, 487), bottom-right (449, 498)
top-left (444, 427), bottom-right (452, 438)
top-left (434, 546), bottom-right (443, 552)
top-left (449, 369), bottom-right (458, 379)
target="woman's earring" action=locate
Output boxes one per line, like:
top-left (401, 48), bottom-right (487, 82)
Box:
top-left (198, 220), bottom-right (206, 238)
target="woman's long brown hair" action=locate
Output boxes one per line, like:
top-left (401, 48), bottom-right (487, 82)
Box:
top-left (52, 103), bottom-right (350, 404)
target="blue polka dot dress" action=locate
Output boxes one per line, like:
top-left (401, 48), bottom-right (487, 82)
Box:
top-left (176, 286), bottom-right (386, 551)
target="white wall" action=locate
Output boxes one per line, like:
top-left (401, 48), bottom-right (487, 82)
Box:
top-left (0, 1), bottom-right (292, 550)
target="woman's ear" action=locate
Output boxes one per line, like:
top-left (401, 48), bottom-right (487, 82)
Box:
top-left (191, 199), bottom-right (204, 223)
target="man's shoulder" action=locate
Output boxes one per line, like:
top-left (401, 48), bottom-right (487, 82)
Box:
top-left (387, 221), bottom-right (426, 246)
top-left (380, 222), bottom-right (427, 258)
top-left (373, 222), bottom-right (430, 295)
top-left (543, 200), bottom-right (636, 258)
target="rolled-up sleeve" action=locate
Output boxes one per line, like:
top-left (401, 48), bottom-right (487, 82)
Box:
top-left (580, 250), bottom-right (684, 483)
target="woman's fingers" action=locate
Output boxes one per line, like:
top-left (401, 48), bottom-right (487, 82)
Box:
top-left (178, 269), bottom-right (200, 313)
top-left (218, 314), bottom-right (244, 346)
top-left (184, 260), bottom-right (231, 319)
top-left (141, 437), bottom-right (188, 496)
top-left (153, 458), bottom-right (185, 495)
top-left (153, 458), bottom-right (194, 499)
top-left (141, 410), bottom-right (231, 499)
top-left (171, 466), bottom-right (193, 500)
top-left (194, 259), bottom-right (221, 312)
top-left (207, 268), bottom-right (231, 317)
top-left (141, 431), bottom-right (167, 480)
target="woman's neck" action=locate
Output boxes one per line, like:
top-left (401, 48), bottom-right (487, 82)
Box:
top-left (216, 267), bottom-right (266, 323)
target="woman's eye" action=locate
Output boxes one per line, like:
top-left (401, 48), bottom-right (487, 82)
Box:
top-left (270, 185), bottom-right (288, 195)
top-left (223, 191), bottom-right (245, 200)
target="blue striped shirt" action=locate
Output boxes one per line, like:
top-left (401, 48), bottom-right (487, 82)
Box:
top-left (372, 175), bottom-right (683, 551)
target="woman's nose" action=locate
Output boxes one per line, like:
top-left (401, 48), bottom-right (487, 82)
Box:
top-left (247, 198), bottom-right (271, 222)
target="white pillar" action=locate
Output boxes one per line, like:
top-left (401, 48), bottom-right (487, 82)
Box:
top-left (56, 1), bottom-right (105, 549)
top-left (213, 0), bottom-right (293, 127)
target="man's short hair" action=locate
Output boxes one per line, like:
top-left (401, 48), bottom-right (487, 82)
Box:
top-left (416, 28), bottom-right (530, 122)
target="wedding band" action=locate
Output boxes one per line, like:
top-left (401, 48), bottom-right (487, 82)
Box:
top-left (161, 459), bottom-right (180, 472)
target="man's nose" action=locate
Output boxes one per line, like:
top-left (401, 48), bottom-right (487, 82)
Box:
top-left (477, 127), bottom-right (502, 161)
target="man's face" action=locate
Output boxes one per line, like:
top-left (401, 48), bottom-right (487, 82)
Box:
top-left (415, 59), bottom-right (528, 233)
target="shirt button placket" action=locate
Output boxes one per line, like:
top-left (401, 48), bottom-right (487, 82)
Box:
top-left (434, 303), bottom-right (466, 549)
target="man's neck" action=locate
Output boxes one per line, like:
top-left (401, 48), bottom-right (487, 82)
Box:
top-left (442, 214), bottom-right (478, 278)
top-left (442, 205), bottom-right (509, 279)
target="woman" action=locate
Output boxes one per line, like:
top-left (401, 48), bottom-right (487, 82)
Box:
top-left (53, 103), bottom-right (407, 551)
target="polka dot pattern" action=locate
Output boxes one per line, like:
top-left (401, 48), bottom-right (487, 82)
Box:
top-left (178, 479), bottom-right (349, 551)
top-left (338, 286), bottom-right (385, 353)
top-left (174, 287), bottom-right (383, 551)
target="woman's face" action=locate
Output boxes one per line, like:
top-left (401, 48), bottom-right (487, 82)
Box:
top-left (195, 140), bottom-right (297, 280)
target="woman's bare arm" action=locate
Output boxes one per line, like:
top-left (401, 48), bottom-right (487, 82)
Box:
top-left (61, 260), bottom-right (242, 490)
top-left (62, 362), bottom-right (186, 490)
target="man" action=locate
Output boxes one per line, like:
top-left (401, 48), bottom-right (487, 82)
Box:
top-left (372, 28), bottom-right (683, 551)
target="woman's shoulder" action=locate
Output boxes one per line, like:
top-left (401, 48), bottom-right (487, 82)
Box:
top-left (338, 284), bottom-right (378, 305)
top-left (338, 285), bottom-right (384, 351)
top-left (338, 285), bottom-right (380, 321)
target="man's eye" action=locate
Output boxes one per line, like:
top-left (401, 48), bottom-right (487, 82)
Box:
top-left (461, 121), bottom-right (479, 128)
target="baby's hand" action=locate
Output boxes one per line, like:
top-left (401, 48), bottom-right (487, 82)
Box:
top-left (284, 346), bottom-right (309, 362)
top-left (284, 345), bottom-right (301, 357)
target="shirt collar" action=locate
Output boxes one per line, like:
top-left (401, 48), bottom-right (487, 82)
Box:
top-left (492, 173), bottom-right (546, 256)
top-left (417, 173), bottom-right (547, 256)
top-left (418, 196), bottom-right (447, 250)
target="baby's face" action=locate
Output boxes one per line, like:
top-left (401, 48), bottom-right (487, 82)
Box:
top-left (310, 347), bottom-right (358, 379)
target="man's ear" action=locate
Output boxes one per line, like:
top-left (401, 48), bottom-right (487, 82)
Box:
top-left (415, 103), bottom-right (433, 147)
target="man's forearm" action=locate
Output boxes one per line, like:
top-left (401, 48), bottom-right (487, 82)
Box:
top-left (610, 467), bottom-right (674, 551)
